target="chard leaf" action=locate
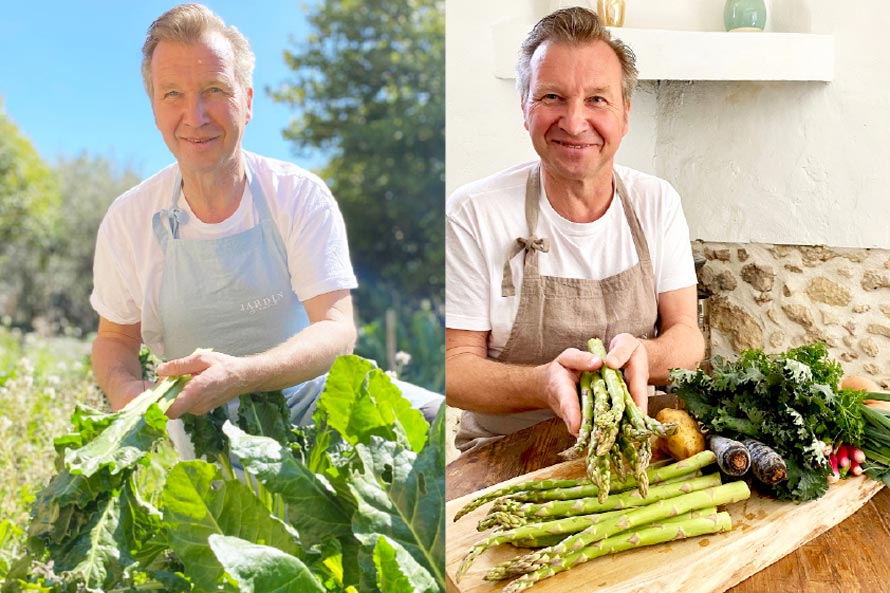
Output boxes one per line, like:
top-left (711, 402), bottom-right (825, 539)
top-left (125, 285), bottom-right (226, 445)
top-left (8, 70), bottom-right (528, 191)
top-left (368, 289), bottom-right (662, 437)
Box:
top-left (348, 406), bottom-right (445, 591)
top-left (53, 495), bottom-right (124, 592)
top-left (317, 355), bottom-right (427, 454)
top-left (65, 377), bottom-right (186, 478)
top-left (209, 534), bottom-right (325, 593)
top-left (373, 535), bottom-right (439, 593)
top-left (120, 479), bottom-right (167, 567)
top-left (182, 404), bottom-right (229, 460)
top-left (53, 404), bottom-right (119, 454)
top-left (237, 391), bottom-right (294, 446)
top-left (223, 422), bottom-right (352, 546)
top-left (161, 460), bottom-right (301, 592)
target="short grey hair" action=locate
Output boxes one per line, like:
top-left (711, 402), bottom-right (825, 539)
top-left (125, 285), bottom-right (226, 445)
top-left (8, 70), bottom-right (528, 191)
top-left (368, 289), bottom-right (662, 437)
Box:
top-left (141, 3), bottom-right (255, 96)
top-left (516, 7), bottom-right (638, 103)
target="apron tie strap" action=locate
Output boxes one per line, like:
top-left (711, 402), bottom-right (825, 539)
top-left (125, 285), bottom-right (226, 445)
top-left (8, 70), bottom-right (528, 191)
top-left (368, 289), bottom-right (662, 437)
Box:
top-left (501, 235), bottom-right (549, 297)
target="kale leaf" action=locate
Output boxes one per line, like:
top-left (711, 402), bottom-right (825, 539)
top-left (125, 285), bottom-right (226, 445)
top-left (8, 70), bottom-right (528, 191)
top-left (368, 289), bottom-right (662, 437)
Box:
top-left (670, 343), bottom-right (864, 502)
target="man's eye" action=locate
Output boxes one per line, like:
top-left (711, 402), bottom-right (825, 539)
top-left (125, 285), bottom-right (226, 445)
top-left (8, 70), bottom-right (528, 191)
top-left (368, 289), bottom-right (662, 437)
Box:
top-left (163, 90), bottom-right (180, 99)
top-left (589, 96), bottom-right (605, 104)
top-left (541, 94), bottom-right (559, 103)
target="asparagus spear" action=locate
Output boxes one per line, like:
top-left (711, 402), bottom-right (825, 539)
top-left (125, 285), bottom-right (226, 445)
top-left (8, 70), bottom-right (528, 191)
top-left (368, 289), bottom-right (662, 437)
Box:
top-left (507, 506), bottom-right (719, 549)
top-left (500, 512), bottom-right (734, 592)
top-left (457, 507), bottom-right (633, 580)
top-left (515, 451), bottom-right (714, 503)
top-left (559, 371), bottom-right (595, 460)
top-left (493, 481), bottom-right (749, 580)
top-left (453, 478), bottom-right (591, 522)
top-left (454, 450), bottom-right (716, 522)
top-left (480, 470), bottom-right (707, 531)
top-left (490, 473), bottom-right (722, 520)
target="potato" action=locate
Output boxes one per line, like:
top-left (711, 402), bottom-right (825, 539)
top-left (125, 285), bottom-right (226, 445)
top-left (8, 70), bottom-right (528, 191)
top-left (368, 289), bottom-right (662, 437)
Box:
top-left (655, 408), bottom-right (705, 461)
top-left (839, 375), bottom-right (881, 393)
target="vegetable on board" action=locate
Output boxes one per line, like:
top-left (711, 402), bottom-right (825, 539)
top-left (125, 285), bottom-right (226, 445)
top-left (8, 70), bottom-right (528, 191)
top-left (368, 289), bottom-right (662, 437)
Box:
top-left (709, 434), bottom-right (751, 477)
top-left (560, 338), bottom-right (677, 503)
top-left (670, 343), bottom-right (864, 501)
top-left (744, 438), bottom-right (787, 485)
top-left (654, 407), bottom-right (705, 460)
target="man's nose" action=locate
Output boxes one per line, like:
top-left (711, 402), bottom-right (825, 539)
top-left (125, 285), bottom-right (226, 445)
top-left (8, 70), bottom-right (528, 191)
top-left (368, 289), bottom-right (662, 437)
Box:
top-left (183, 94), bottom-right (210, 126)
top-left (559, 99), bottom-right (588, 136)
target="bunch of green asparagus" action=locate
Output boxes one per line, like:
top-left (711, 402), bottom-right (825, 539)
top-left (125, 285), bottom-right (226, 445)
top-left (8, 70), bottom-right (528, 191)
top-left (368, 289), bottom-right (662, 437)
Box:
top-left (453, 450), bottom-right (750, 591)
top-left (562, 338), bottom-right (678, 502)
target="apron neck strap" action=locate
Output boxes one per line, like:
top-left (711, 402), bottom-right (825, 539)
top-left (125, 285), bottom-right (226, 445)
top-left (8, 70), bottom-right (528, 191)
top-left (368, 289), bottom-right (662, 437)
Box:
top-left (613, 172), bottom-right (652, 266)
top-left (502, 162), bottom-right (550, 297)
top-left (153, 155), bottom-right (270, 247)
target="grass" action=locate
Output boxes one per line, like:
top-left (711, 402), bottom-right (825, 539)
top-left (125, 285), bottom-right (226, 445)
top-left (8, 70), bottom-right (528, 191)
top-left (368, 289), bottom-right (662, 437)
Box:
top-left (0, 326), bottom-right (107, 556)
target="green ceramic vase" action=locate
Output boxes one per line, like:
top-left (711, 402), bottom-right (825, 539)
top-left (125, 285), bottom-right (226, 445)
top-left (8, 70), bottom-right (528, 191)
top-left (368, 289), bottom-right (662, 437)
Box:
top-left (724, 0), bottom-right (767, 32)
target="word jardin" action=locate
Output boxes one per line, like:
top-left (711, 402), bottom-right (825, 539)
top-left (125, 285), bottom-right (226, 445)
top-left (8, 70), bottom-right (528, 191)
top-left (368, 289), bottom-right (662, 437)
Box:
top-left (4, 355), bottom-right (444, 593)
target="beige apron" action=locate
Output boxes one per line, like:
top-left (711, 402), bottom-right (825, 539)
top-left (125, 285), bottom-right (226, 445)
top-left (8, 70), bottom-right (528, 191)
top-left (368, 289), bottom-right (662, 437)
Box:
top-left (455, 163), bottom-right (659, 452)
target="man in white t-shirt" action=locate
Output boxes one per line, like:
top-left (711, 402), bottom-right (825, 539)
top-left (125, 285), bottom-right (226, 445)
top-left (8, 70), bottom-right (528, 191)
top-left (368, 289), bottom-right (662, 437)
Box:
top-left (91, 4), bottom-right (441, 425)
top-left (445, 8), bottom-right (704, 451)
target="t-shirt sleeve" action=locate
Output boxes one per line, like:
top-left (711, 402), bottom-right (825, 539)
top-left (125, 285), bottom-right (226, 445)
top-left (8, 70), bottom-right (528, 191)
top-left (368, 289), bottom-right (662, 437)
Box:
top-left (654, 183), bottom-right (697, 295)
top-left (445, 201), bottom-right (491, 331)
top-left (285, 181), bottom-right (358, 301)
top-left (89, 213), bottom-right (142, 325)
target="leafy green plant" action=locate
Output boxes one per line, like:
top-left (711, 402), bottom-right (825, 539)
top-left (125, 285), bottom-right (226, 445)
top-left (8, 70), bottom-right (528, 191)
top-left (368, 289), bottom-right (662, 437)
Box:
top-left (670, 343), bottom-right (865, 502)
top-left (4, 355), bottom-right (444, 593)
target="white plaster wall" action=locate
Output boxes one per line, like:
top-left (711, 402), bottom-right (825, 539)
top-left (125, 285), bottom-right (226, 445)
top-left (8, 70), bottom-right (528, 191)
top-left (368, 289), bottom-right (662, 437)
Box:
top-left (446, 0), bottom-right (890, 249)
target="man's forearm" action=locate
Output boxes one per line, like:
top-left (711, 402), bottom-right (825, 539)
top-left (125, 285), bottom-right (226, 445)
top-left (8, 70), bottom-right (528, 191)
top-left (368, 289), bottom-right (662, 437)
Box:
top-left (92, 335), bottom-right (148, 411)
top-left (445, 351), bottom-right (546, 413)
top-left (239, 316), bottom-right (356, 393)
top-left (642, 320), bottom-right (704, 385)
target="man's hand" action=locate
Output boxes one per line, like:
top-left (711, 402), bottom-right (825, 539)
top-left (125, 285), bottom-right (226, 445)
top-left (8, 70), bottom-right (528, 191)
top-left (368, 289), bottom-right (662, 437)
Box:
top-left (605, 333), bottom-right (650, 415)
top-left (541, 348), bottom-right (604, 436)
top-left (157, 350), bottom-right (250, 418)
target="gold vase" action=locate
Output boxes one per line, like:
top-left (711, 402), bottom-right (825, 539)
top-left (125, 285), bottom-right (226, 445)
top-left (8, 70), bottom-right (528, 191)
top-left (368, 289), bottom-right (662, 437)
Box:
top-left (597, 0), bottom-right (626, 27)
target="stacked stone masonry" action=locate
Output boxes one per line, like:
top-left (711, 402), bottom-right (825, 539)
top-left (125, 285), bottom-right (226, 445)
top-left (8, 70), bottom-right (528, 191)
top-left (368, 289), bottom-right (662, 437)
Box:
top-left (694, 242), bottom-right (890, 389)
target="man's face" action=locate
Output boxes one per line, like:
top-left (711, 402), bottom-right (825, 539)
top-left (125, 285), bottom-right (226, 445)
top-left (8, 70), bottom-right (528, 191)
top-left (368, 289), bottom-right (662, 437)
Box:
top-left (149, 32), bottom-right (252, 176)
top-left (522, 40), bottom-right (629, 185)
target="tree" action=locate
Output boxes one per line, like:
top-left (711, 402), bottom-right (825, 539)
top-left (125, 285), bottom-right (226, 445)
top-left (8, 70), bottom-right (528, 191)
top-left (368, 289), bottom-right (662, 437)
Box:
top-left (271, 0), bottom-right (445, 321)
top-left (0, 104), bottom-right (140, 333)
top-left (45, 155), bottom-right (141, 334)
top-left (0, 105), bottom-right (60, 327)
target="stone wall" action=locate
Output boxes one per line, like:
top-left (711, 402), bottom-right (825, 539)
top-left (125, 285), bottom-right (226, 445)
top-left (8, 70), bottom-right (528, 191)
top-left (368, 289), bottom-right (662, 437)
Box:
top-left (694, 241), bottom-right (890, 388)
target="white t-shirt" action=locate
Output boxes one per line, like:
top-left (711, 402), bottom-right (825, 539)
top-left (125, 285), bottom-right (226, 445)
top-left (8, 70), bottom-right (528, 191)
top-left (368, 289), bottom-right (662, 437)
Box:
top-left (90, 151), bottom-right (358, 357)
top-left (446, 161), bottom-right (697, 358)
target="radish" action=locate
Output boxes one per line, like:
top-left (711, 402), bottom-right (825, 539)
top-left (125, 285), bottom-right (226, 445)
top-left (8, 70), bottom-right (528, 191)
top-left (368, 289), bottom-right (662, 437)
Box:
top-left (828, 452), bottom-right (841, 483)
top-left (851, 447), bottom-right (866, 465)
top-left (836, 444), bottom-right (851, 469)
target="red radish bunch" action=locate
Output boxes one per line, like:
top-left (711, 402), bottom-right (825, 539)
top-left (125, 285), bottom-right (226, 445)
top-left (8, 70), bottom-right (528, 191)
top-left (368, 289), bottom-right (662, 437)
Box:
top-left (827, 443), bottom-right (866, 483)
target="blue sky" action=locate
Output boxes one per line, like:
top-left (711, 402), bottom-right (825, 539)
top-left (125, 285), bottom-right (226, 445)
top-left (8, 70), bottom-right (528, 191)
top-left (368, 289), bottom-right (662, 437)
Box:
top-left (0, 1), bottom-right (323, 179)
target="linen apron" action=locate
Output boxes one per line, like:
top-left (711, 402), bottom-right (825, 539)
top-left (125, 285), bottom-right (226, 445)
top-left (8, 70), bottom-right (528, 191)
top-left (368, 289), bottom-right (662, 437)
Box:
top-left (455, 163), bottom-right (658, 452)
top-left (152, 163), bottom-right (322, 427)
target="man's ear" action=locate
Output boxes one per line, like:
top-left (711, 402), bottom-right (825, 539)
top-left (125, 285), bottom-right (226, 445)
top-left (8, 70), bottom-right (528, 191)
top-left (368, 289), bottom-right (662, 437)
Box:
top-left (245, 86), bottom-right (254, 124)
top-left (521, 98), bottom-right (530, 131)
top-left (622, 99), bottom-right (631, 136)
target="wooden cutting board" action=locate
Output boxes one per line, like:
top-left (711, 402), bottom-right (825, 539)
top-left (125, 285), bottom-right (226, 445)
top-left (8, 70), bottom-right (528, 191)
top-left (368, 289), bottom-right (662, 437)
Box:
top-left (446, 458), bottom-right (884, 593)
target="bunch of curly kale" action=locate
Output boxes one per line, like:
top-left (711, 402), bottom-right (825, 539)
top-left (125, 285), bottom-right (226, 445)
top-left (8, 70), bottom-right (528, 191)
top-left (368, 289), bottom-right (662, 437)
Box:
top-left (670, 343), bottom-right (865, 502)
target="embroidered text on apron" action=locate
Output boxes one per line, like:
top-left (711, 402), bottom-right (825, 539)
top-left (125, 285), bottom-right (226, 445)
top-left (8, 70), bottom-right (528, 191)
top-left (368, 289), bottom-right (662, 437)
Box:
top-left (455, 163), bottom-right (659, 452)
top-left (152, 162), bottom-right (319, 424)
